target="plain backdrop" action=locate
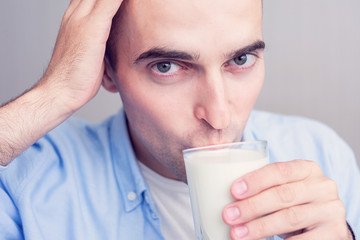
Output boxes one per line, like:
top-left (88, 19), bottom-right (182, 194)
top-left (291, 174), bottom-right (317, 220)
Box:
top-left (0, 0), bottom-right (359, 165)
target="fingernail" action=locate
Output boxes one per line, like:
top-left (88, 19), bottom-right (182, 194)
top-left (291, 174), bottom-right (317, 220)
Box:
top-left (233, 180), bottom-right (247, 197)
top-left (225, 206), bottom-right (240, 221)
top-left (233, 225), bottom-right (248, 238)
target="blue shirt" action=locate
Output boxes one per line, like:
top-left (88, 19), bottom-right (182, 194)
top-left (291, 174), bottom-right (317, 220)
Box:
top-left (1, 109), bottom-right (359, 239)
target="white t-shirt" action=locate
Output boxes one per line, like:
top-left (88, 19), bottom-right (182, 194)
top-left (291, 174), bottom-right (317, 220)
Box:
top-left (138, 162), bottom-right (196, 240)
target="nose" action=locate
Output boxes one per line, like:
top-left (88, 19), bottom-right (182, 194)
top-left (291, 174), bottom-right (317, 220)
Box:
top-left (194, 71), bottom-right (231, 130)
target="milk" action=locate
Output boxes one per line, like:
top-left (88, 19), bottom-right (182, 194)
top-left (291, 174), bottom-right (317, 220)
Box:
top-left (184, 148), bottom-right (269, 240)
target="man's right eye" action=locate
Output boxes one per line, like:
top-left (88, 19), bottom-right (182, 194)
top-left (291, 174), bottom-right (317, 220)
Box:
top-left (228, 54), bottom-right (256, 67)
top-left (151, 61), bottom-right (181, 75)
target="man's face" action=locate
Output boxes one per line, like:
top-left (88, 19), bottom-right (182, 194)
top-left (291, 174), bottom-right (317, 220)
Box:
top-left (107, 0), bottom-right (264, 182)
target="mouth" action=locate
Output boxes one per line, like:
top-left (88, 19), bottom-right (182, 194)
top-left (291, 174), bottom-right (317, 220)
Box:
top-left (182, 136), bottom-right (237, 152)
top-left (207, 129), bottom-right (225, 145)
top-left (206, 128), bottom-right (242, 147)
top-left (181, 126), bottom-right (242, 152)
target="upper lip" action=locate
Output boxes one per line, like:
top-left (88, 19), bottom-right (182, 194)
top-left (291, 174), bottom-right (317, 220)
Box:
top-left (208, 129), bottom-right (227, 145)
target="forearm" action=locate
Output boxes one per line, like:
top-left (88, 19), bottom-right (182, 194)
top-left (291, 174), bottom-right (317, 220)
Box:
top-left (0, 83), bottom-right (73, 166)
top-left (0, 0), bottom-right (122, 166)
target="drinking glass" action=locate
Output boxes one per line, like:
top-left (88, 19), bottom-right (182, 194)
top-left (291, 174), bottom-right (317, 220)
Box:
top-left (183, 141), bottom-right (273, 240)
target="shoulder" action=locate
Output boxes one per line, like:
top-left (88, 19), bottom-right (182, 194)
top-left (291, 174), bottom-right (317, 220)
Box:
top-left (246, 110), bottom-right (355, 167)
top-left (48, 114), bottom-right (115, 145)
top-left (249, 110), bottom-right (332, 131)
top-left (248, 110), bottom-right (340, 143)
top-left (0, 115), bottom-right (116, 200)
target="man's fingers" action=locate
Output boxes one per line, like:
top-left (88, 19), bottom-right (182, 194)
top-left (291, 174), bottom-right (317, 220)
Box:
top-left (63, 0), bottom-right (96, 21)
top-left (64, 0), bottom-right (81, 19)
top-left (223, 177), bottom-right (339, 225)
top-left (228, 200), bottom-right (346, 240)
top-left (92, 0), bottom-right (123, 18)
top-left (230, 160), bottom-right (323, 199)
top-left (225, 160), bottom-right (347, 240)
top-left (287, 222), bottom-right (350, 240)
top-left (69, 0), bottom-right (81, 8)
top-left (72, 0), bottom-right (97, 18)
top-left (67, 0), bottom-right (122, 20)
top-left (64, 0), bottom-right (123, 25)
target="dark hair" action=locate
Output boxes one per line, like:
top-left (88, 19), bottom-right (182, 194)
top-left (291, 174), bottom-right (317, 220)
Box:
top-left (105, 0), bottom-right (128, 71)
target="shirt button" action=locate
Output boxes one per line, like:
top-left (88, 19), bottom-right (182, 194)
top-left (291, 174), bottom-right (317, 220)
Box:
top-left (127, 192), bottom-right (137, 201)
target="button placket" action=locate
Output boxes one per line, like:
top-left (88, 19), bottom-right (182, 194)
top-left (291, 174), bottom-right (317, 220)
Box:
top-left (127, 191), bottom-right (137, 201)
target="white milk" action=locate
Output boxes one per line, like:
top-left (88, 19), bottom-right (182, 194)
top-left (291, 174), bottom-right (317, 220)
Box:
top-left (184, 148), bottom-right (269, 240)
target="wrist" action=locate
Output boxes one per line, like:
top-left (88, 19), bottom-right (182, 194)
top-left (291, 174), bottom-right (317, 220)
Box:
top-left (32, 81), bottom-right (76, 123)
top-left (0, 83), bottom-right (77, 166)
top-left (0, 90), bottom-right (53, 165)
top-left (38, 70), bottom-right (99, 114)
top-left (35, 73), bottom-right (85, 115)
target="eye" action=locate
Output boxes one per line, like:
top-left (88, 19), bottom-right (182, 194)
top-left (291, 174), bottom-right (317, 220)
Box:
top-left (228, 54), bottom-right (256, 67)
top-left (151, 61), bottom-right (180, 75)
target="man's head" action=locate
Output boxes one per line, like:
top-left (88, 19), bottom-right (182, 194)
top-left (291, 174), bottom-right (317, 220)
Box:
top-left (103, 0), bottom-right (264, 182)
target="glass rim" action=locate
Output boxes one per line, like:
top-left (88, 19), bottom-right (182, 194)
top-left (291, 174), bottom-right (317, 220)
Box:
top-left (182, 140), bottom-right (267, 154)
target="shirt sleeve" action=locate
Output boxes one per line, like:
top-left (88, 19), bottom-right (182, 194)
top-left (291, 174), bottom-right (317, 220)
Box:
top-left (0, 181), bottom-right (24, 240)
top-left (0, 140), bottom-right (47, 240)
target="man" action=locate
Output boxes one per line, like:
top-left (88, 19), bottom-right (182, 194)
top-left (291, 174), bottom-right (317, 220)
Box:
top-left (0, 0), bottom-right (358, 239)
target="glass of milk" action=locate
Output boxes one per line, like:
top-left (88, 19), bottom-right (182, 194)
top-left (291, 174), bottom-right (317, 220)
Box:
top-left (183, 141), bottom-right (273, 240)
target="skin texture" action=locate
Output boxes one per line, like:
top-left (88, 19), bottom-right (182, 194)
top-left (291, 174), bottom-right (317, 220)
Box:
top-left (0, 0), bottom-right (123, 165)
top-left (0, 0), bottom-right (353, 239)
top-left (103, 0), bottom-right (265, 182)
top-left (103, 1), bottom-right (352, 239)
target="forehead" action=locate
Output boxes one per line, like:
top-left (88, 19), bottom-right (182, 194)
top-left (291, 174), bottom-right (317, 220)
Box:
top-left (119, 0), bottom-right (263, 60)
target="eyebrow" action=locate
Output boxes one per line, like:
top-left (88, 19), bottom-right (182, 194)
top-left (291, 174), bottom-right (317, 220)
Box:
top-left (134, 47), bottom-right (200, 64)
top-left (226, 40), bottom-right (266, 60)
top-left (133, 40), bottom-right (265, 64)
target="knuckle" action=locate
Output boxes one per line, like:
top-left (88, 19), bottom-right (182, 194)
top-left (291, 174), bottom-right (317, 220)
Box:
top-left (307, 160), bottom-right (322, 174)
top-left (63, 3), bottom-right (77, 20)
top-left (245, 198), bottom-right (259, 217)
top-left (276, 184), bottom-right (296, 204)
top-left (247, 167), bottom-right (261, 183)
top-left (63, 10), bottom-right (71, 20)
top-left (323, 178), bottom-right (339, 196)
top-left (283, 207), bottom-right (303, 228)
top-left (251, 218), bottom-right (267, 238)
top-left (275, 162), bottom-right (294, 180)
top-left (330, 200), bottom-right (346, 218)
top-left (245, 169), bottom-right (262, 193)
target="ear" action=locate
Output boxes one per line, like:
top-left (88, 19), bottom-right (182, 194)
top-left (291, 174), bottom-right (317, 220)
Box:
top-left (102, 57), bottom-right (119, 93)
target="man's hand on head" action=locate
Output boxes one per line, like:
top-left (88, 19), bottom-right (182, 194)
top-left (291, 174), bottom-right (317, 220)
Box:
top-left (39, 0), bottom-right (123, 112)
top-left (222, 160), bottom-right (353, 240)
top-left (0, 0), bottom-right (123, 166)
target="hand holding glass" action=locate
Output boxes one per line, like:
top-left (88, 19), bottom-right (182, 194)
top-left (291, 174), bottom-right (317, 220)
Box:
top-left (183, 141), bottom-right (273, 240)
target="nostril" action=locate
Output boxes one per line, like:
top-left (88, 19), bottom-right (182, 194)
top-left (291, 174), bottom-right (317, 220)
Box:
top-left (194, 106), bottom-right (206, 121)
top-left (194, 105), bottom-right (231, 131)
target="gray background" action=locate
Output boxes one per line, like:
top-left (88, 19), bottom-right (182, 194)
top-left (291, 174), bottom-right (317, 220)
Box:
top-left (1, 1), bottom-right (359, 165)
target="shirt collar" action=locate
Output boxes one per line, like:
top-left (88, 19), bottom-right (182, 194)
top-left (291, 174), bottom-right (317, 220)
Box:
top-left (109, 108), bottom-right (148, 212)
top-left (242, 110), bottom-right (257, 142)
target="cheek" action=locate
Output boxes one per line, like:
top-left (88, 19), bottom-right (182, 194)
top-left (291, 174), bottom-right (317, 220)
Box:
top-left (231, 63), bottom-right (264, 113)
top-left (116, 59), bottom-right (264, 145)
top-left (116, 70), bottom-right (189, 142)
